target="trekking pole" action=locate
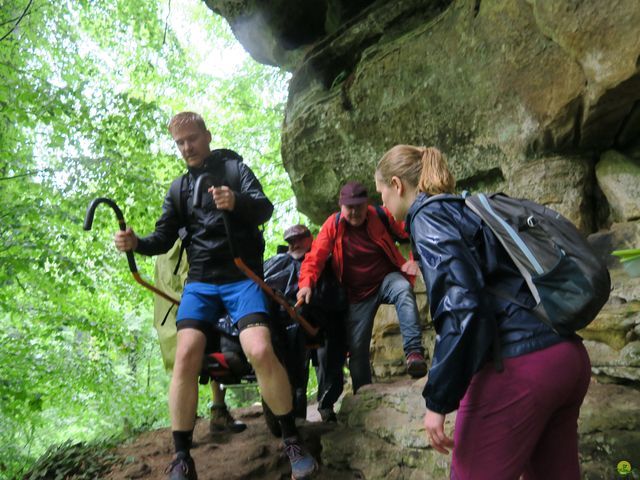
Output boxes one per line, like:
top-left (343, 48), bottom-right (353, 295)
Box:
top-left (83, 197), bottom-right (180, 306)
top-left (193, 174), bottom-right (319, 337)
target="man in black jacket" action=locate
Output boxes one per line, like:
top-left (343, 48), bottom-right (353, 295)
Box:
top-left (264, 224), bottom-right (348, 423)
top-left (114, 112), bottom-right (317, 480)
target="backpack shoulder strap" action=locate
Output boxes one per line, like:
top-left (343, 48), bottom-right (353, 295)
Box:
top-left (223, 156), bottom-right (242, 192)
top-left (212, 148), bottom-right (243, 163)
top-left (168, 173), bottom-right (190, 226)
top-left (168, 173), bottom-right (190, 275)
top-left (168, 175), bottom-right (184, 217)
top-left (464, 192), bottom-right (539, 296)
top-left (209, 148), bottom-right (243, 192)
top-left (374, 205), bottom-right (409, 244)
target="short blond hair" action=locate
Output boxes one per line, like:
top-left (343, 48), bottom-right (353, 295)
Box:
top-left (376, 145), bottom-right (455, 195)
top-left (167, 111), bottom-right (207, 134)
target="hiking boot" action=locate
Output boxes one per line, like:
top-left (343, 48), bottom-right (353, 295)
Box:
top-left (209, 405), bottom-right (247, 434)
top-left (165, 452), bottom-right (197, 480)
top-left (283, 436), bottom-right (318, 479)
top-left (406, 351), bottom-right (428, 378)
top-left (318, 408), bottom-right (337, 423)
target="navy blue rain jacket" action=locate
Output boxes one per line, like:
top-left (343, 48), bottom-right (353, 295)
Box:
top-left (405, 193), bottom-right (563, 414)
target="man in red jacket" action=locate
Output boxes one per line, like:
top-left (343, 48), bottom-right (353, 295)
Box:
top-left (297, 181), bottom-right (427, 400)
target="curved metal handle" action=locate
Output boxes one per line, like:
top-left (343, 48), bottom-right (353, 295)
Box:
top-left (84, 197), bottom-right (137, 273)
top-left (83, 197), bottom-right (180, 306)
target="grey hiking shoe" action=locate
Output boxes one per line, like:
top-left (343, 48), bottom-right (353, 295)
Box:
top-left (283, 436), bottom-right (318, 479)
top-left (165, 452), bottom-right (197, 480)
top-left (209, 405), bottom-right (247, 434)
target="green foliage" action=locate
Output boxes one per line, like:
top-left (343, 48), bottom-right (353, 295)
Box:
top-left (0, 0), bottom-right (301, 477)
top-left (23, 438), bottom-right (122, 480)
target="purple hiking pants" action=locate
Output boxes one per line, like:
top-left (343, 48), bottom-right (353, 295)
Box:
top-left (451, 339), bottom-right (591, 480)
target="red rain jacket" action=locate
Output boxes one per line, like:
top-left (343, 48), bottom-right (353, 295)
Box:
top-left (298, 205), bottom-right (414, 292)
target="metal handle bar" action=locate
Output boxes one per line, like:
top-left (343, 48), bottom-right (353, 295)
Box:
top-left (83, 197), bottom-right (180, 306)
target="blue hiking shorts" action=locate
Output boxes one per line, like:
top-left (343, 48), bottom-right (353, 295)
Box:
top-left (176, 279), bottom-right (269, 326)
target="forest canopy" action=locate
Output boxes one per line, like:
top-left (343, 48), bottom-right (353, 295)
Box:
top-left (0, 1), bottom-right (297, 476)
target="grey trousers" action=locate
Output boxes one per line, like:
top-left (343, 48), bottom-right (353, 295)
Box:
top-left (346, 272), bottom-right (423, 392)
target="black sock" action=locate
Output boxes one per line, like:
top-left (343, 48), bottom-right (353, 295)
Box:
top-left (275, 410), bottom-right (298, 439)
top-left (172, 430), bottom-right (193, 456)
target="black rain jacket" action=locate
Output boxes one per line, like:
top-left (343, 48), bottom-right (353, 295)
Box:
top-left (136, 151), bottom-right (273, 284)
top-left (263, 252), bottom-right (347, 325)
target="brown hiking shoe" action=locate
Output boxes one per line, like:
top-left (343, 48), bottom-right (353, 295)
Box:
top-left (209, 405), bottom-right (247, 434)
top-left (406, 351), bottom-right (428, 378)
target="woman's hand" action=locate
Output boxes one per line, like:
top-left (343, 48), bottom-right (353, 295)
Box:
top-left (424, 409), bottom-right (454, 455)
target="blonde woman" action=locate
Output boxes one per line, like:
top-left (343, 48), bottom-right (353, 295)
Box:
top-left (374, 145), bottom-right (590, 480)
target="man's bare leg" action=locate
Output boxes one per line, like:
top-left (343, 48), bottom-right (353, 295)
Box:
top-left (170, 328), bottom-right (207, 430)
top-left (239, 325), bottom-right (292, 415)
top-left (239, 322), bottom-right (317, 478)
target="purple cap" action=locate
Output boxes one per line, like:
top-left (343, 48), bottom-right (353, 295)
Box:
top-left (283, 224), bottom-right (311, 242)
top-left (339, 181), bottom-right (368, 206)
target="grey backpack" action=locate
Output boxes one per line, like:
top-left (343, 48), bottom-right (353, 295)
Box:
top-left (462, 192), bottom-right (611, 335)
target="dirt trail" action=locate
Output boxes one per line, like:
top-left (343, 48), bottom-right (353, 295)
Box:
top-left (105, 405), bottom-right (353, 480)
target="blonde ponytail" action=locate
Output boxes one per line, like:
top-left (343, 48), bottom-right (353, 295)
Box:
top-left (417, 147), bottom-right (455, 195)
top-left (376, 145), bottom-right (455, 195)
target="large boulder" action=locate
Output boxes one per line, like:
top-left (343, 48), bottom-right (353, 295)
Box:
top-left (596, 150), bottom-right (640, 222)
top-left (321, 379), bottom-right (640, 479)
top-left (206, 0), bottom-right (640, 226)
top-left (507, 155), bottom-right (595, 232)
top-left (205, 0), bottom-right (640, 222)
top-left (203, 0), bottom-right (379, 70)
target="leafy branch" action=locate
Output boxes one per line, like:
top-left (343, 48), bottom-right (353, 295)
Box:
top-left (0, 169), bottom-right (51, 181)
top-left (0, 0), bottom-right (34, 42)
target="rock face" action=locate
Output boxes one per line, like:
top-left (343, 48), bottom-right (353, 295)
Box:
top-left (207, 0), bottom-right (640, 224)
top-left (321, 379), bottom-right (640, 479)
top-left (597, 150), bottom-right (640, 222)
top-left (205, 0), bottom-right (640, 477)
top-left (203, 0), bottom-right (380, 70)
